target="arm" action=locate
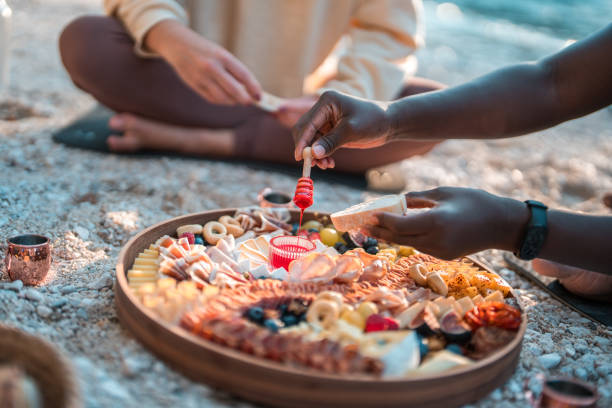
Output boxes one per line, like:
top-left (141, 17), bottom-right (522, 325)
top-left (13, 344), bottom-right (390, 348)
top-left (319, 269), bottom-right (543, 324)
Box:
top-left (319, 0), bottom-right (424, 100)
top-left (104, 0), bottom-right (261, 105)
top-left (363, 187), bottom-right (612, 276)
top-left (293, 24), bottom-right (612, 165)
top-left (388, 23), bottom-right (612, 141)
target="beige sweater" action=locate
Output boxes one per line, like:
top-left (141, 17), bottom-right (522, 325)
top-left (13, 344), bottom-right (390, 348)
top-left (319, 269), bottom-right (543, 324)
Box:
top-left (104, 0), bottom-right (424, 100)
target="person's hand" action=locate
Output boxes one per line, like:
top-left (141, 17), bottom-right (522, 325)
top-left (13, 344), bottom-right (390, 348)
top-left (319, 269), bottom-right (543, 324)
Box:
top-left (532, 259), bottom-right (612, 302)
top-left (362, 187), bottom-right (529, 260)
top-left (146, 20), bottom-right (262, 105)
top-left (292, 90), bottom-right (392, 169)
top-left (274, 95), bottom-right (317, 129)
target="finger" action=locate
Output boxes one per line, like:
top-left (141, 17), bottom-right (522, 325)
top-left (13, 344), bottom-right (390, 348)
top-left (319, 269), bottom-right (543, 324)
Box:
top-left (222, 54), bottom-right (262, 100)
top-left (212, 66), bottom-right (251, 104)
top-left (198, 79), bottom-right (234, 105)
top-left (373, 211), bottom-right (434, 235)
top-left (362, 225), bottom-right (397, 243)
top-left (293, 101), bottom-right (334, 161)
top-left (311, 122), bottom-right (349, 159)
top-left (404, 190), bottom-right (443, 208)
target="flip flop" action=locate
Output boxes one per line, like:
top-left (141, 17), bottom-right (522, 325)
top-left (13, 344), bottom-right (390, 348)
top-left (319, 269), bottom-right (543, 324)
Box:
top-left (52, 105), bottom-right (117, 152)
top-left (503, 253), bottom-right (612, 327)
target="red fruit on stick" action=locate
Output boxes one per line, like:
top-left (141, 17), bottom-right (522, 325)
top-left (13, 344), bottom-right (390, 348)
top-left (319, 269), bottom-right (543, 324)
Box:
top-left (297, 230), bottom-right (310, 238)
top-left (293, 147), bottom-right (314, 210)
top-left (383, 317), bottom-right (400, 330)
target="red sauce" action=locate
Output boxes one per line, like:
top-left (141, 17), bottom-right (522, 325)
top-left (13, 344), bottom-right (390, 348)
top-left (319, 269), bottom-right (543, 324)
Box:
top-left (293, 176), bottom-right (313, 229)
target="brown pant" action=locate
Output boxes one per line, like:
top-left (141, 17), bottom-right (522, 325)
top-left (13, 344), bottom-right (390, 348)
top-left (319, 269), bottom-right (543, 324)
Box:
top-left (59, 16), bottom-right (444, 173)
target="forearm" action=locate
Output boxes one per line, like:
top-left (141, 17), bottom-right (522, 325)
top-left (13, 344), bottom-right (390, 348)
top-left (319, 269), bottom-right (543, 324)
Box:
top-left (387, 23), bottom-right (612, 142)
top-left (144, 19), bottom-right (192, 60)
top-left (502, 205), bottom-right (612, 275)
top-left (387, 61), bottom-right (561, 141)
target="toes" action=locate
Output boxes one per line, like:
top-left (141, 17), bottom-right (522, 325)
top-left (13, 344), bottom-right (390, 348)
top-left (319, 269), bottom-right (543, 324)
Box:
top-left (107, 134), bottom-right (141, 152)
top-left (109, 113), bottom-right (138, 132)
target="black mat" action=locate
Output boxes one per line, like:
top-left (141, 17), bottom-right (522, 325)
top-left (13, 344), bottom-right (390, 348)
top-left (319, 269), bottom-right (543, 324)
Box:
top-left (503, 253), bottom-right (612, 327)
top-left (52, 105), bottom-right (367, 190)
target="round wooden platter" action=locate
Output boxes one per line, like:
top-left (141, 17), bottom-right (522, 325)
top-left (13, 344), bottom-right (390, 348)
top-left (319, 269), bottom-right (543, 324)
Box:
top-left (115, 209), bottom-right (527, 408)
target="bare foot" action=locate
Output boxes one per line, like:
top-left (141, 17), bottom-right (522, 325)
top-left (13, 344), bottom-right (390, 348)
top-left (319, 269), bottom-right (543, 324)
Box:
top-left (107, 113), bottom-right (235, 156)
top-left (532, 258), bottom-right (612, 302)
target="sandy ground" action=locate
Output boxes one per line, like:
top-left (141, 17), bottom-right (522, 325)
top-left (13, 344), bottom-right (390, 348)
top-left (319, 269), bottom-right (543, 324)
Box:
top-left (0, 1), bottom-right (610, 407)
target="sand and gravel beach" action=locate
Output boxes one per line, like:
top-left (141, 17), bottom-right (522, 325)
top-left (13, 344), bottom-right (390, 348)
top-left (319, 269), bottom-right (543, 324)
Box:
top-left (0, 0), bottom-right (610, 407)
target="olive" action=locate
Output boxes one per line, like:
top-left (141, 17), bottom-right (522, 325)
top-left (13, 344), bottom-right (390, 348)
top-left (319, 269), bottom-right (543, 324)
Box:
top-left (281, 314), bottom-right (299, 327)
top-left (246, 307), bottom-right (264, 323)
top-left (363, 237), bottom-right (378, 248)
top-left (264, 318), bottom-right (282, 333)
top-left (365, 246), bottom-right (379, 255)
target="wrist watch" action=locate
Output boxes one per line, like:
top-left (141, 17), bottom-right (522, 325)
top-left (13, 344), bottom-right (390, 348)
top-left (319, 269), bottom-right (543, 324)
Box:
top-left (515, 200), bottom-right (548, 260)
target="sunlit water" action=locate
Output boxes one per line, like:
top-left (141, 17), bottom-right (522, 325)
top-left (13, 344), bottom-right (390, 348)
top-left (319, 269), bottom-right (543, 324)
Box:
top-left (418, 0), bottom-right (612, 84)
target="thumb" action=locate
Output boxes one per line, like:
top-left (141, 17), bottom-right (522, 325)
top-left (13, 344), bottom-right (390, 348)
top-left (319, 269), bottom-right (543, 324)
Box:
top-left (311, 123), bottom-right (348, 158)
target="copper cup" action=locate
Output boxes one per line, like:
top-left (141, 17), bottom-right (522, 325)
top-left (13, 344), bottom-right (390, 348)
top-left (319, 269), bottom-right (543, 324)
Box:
top-left (534, 377), bottom-right (598, 408)
top-left (257, 188), bottom-right (294, 209)
top-left (5, 234), bottom-right (51, 285)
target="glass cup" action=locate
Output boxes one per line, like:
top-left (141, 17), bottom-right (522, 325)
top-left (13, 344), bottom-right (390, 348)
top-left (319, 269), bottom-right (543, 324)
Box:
top-left (5, 234), bottom-right (51, 285)
top-left (269, 236), bottom-right (315, 270)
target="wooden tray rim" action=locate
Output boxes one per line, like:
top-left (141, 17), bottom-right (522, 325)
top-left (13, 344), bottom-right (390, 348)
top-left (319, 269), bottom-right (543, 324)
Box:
top-left (115, 208), bottom-right (527, 384)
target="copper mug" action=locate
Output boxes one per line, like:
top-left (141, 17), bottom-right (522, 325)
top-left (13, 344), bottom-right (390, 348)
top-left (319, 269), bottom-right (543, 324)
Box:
top-left (5, 234), bottom-right (51, 285)
top-left (529, 375), bottom-right (599, 408)
top-left (257, 188), bottom-right (294, 209)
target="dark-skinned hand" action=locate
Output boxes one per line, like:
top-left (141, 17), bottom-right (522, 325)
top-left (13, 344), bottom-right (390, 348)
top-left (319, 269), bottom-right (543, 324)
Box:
top-left (292, 90), bottom-right (392, 169)
top-left (362, 187), bottom-right (529, 260)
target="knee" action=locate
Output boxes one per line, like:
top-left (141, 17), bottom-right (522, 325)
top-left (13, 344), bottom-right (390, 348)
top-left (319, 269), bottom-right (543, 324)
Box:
top-left (59, 16), bottom-right (117, 85)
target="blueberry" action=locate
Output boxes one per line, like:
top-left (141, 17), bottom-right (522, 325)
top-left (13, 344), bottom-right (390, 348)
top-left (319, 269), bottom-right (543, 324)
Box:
top-left (363, 237), bottom-right (378, 248)
top-left (278, 304), bottom-right (288, 315)
top-left (365, 246), bottom-right (379, 255)
top-left (418, 337), bottom-right (429, 359)
top-left (246, 307), bottom-right (264, 323)
top-left (281, 314), bottom-right (298, 327)
top-left (334, 242), bottom-right (344, 250)
top-left (264, 318), bottom-right (282, 333)
top-left (308, 228), bottom-right (319, 233)
top-left (291, 223), bottom-right (299, 235)
top-left (194, 235), bottom-right (205, 245)
top-left (446, 344), bottom-right (463, 355)
top-left (337, 245), bottom-right (348, 254)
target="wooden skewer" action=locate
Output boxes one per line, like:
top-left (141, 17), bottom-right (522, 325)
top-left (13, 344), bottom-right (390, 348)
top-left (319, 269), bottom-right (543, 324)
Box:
top-left (302, 147), bottom-right (312, 178)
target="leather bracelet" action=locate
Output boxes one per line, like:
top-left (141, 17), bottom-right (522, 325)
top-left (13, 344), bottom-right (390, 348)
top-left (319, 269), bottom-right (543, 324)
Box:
top-left (515, 200), bottom-right (548, 260)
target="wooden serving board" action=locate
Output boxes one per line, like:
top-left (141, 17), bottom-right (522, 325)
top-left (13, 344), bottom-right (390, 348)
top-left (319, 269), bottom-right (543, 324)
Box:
top-left (115, 209), bottom-right (526, 408)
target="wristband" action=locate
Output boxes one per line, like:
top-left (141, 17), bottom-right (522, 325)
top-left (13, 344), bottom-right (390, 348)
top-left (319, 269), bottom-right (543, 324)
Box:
top-left (515, 200), bottom-right (548, 260)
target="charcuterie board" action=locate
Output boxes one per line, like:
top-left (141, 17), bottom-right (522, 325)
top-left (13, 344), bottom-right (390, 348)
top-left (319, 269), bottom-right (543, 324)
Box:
top-left (115, 208), bottom-right (526, 408)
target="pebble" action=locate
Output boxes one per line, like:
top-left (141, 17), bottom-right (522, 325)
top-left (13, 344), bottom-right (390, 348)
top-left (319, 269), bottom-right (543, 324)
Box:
top-left (76, 308), bottom-right (88, 319)
top-left (36, 305), bottom-right (52, 318)
top-left (593, 336), bottom-right (610, 348)
top-left (80, 298), bottom-right (95, 307)
top-left (60, 285), bottom-right (77, 294)
top-left (538, 353), bottom-right (562, 369)
top-left (564, 345), bottom-right (576, 357)
top-left (74, 226), bottom-right (90, 240)
top-left (91, 275), bottom-right (113, 290)
top-left (568, 327), bottom-right (591, 337)
top-left (24, 289), bottom-right (44, 302)
top-left (0, 280), bottom-right (23, 292)
top-left (50, 298), bottom-right (68, 308)
top-left (575, 367), bottom-right (588, 380)
top-left (596, 363), bottom-right (612, 377)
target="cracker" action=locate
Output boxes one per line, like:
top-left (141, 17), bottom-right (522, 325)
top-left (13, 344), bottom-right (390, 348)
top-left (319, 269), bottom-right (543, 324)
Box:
top-left (256, 92), bottom-right (285, 112)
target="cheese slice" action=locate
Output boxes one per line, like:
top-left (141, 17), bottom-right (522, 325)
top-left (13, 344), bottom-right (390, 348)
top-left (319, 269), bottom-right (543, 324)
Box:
top-left (331, 194), bottom-right (408, 232)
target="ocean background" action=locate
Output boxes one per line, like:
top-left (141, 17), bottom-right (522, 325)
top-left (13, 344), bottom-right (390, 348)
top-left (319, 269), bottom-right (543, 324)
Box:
top-left (418, 0), bottom-right (612, 85)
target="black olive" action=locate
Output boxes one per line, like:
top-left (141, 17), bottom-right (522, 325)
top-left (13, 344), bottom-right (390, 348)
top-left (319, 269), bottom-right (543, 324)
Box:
top-left (363, 237), bottom-right (378, 248)
top-left (365, 246), bottom-right (379, 255)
